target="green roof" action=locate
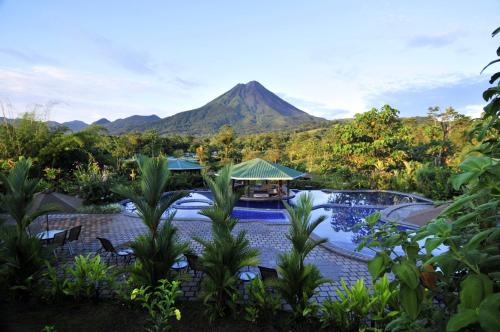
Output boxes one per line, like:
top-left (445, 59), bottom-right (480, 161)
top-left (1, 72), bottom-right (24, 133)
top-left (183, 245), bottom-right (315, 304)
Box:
top-left (230, 158), bottom-right (305, 180)
top-left (167, 157), bottom-right (206, 171)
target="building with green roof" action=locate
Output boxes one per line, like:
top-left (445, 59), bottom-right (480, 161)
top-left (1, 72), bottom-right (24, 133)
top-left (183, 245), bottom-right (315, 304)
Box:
top-left (167, 157), bottom-right (206, 171)
top-left (229, 158), bottom-right (305, 200)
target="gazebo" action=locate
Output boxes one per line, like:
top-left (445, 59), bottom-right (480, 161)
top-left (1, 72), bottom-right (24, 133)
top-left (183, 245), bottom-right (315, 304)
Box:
top-left (230, 158), bottom-right (305, 201)
top-left (167, 157), bottom-right (206, 171)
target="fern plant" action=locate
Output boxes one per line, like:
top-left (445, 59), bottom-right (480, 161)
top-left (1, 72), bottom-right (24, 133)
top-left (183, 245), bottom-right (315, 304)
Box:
top-left (113, 155), bottom-right (188, 286)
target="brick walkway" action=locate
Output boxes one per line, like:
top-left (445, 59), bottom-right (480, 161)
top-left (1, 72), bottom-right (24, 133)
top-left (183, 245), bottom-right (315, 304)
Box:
top-left (33, 213), bottom-right (371, 302)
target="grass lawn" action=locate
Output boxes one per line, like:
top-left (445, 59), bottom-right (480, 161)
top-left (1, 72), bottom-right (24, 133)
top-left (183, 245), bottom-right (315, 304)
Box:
top-left (1, 299), bottom-right (293, 332)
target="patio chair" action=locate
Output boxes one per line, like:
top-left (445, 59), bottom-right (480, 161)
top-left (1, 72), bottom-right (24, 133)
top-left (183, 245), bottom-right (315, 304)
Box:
top-left (52, 230), bottom-right (68, 258)
top-left (96, 237), bottom-right (134, 265)
top-left (258, 266), bottom-right (279, 290)
top-left (185, 253), bottom-right (204, 286)
top-left (66, 225), bottom-right (82, 255)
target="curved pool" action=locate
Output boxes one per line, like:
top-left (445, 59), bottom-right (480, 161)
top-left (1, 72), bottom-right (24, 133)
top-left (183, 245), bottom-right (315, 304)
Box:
top-left (122, 189), bottom-right (434, 258)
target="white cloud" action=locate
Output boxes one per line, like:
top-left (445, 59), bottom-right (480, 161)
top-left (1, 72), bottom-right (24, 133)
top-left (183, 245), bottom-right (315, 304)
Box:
top-left (460, 104), bottom-right (484, 118)
top-left (0, 65), bottom-right (197, 123)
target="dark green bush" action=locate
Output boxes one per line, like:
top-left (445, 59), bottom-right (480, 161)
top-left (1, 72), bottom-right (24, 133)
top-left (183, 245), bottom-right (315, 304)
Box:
top-left (415, 164), bottom-right (457, 200)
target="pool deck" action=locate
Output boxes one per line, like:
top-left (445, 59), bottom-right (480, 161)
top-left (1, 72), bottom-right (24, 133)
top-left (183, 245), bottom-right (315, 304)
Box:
top-left (27, 213), bottom-right (371, 303)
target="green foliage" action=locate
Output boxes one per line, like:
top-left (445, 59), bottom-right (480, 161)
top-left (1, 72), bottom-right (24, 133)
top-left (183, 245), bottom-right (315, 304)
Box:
top-left (0, 158), bottom-right (53, 296)
top-left (62, 254), bottom-right (115, 302)
top-left (275, 193), bottom-right (329, 321)
top-left (415, 164), bottom-right (456, 200)
top-left (76, 203), bottom-right (122, 214)
top-left (320, 276), bottom-right (398, 331)
top-left (0, 225), bottom-right (48, 295)
top-left (194, 165), bottom-right (259, 321)
top-left (359, 27), bottom-right (500, 332)
top-left (244, 277), bottom-right (282, 323)
top-left (113, 155), bottom-right (188, 286)
top-left (74, 159), bottom-right (117, 205)
top-left (130, 279), bottom-right (182, 332)
top-left (41, 261), bottom-right (66, 303)
top-left (0, 158), bottom-right (55, 234)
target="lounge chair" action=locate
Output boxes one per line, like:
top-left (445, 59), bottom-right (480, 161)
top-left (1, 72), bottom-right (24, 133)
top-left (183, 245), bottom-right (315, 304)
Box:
top-left (96, 237), bottom-right (134, 264)
top-left (185, 253), bottom-right (204, 286)
top-left (258, 266), bottom-right (279, 289)
top-left (66, 225), bottom-right (82, 255)
top-left (52, 230), bottom-right (68, 258)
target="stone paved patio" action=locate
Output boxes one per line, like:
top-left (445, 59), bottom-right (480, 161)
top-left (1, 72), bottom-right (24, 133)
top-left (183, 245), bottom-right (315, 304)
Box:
top-left (30, 213), bottom-right (371, 303)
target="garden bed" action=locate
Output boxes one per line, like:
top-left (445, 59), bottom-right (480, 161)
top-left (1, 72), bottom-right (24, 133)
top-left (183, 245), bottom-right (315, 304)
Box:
top-left (1, 300), bottom-right (293, 332)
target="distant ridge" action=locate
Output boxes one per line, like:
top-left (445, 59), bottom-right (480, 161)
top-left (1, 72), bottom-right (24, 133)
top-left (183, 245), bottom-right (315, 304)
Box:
top-left (61, 120), bottom-right (88, 131)
top-left (92, 118), bottom-right (111, 126)
top-left (98, 115), bottom-right (161, 134)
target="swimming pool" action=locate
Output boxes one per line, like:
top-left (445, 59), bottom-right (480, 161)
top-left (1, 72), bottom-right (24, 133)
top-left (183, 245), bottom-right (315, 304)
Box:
top-left (122, 189), bottom-right (433, 257)
top-left (123, 191), bottom-right (290, 222)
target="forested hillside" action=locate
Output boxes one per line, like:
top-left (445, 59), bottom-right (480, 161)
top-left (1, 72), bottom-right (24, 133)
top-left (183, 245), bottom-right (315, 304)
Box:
top-left (0, 104), bottom-right (474, 201)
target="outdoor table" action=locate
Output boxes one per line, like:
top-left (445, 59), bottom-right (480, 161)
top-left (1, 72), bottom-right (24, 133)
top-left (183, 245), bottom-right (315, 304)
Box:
top-left (171, 260), bottom-right (189, 270)
top-left (238, 271), bottom-right (258, 282)
top-left (36, 229), bottom-right (65, 241)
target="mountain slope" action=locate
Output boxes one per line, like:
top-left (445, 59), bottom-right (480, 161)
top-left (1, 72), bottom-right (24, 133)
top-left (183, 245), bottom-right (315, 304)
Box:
top-left (99, 115), bottom-right (161, 134)
top-left (61, 120), bottom-right (88, 131)
top-left (92, 118), bottom-right (111, 126)
top-left (138, 81), bottom-right (328, 135)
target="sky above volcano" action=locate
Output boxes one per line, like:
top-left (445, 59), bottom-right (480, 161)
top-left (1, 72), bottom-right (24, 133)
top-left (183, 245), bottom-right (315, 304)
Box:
top-left (0, 0), bottom-right (498, 123)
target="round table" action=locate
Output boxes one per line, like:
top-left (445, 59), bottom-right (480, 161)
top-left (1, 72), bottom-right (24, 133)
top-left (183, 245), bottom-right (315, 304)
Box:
top-left (238, 271), bottom-right (257, 282)
top-left (171, 260), bottom-right (188, 270)
top-left (36, 229), bottom-right (65, 241)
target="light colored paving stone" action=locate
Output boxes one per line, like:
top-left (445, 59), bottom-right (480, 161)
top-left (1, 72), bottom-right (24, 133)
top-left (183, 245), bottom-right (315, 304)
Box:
top-left (33, 213), bottom-right (371, 302)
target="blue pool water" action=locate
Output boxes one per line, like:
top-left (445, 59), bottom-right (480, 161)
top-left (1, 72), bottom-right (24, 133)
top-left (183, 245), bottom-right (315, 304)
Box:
top-left (122, 189), bottom-right (434, 257)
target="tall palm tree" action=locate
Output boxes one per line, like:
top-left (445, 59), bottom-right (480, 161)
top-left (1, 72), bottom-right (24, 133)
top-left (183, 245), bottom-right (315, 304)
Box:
top-left (194, 165), bottom-right (259, 320)
top-left (0, 158), bottom-right (54, 236)
top-left (276, 193), bottom-right (329, 319)
top-left (284, 193), bottom-right (327, 260)
top-left (113, 155), bottom-right (188, 286)
top-left (0, 158), bottom-right (52, 294)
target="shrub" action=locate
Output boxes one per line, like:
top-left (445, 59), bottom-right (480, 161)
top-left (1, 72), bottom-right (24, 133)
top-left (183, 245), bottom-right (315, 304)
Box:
top-left (320, 276), bottom-right (398, 331)
top-left (63, 254), bottom-right (114, 302)
top-left (41, 261), bottom-right (66, 303)
top-left (76, 203), bottom-right (122, 214)
top-left (414, 164), bottom-right (456, 200)
top-left (0, 226), bottom-right (48, 295)
top-left (131, 279), bottom-right (182, 332)
top-left (244, 278), bottom-right (282, 323)
top-left (74, 159), bottom-right (117, 205)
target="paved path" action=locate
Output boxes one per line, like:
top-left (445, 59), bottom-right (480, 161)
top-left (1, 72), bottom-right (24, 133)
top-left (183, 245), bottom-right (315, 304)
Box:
top-left (32, 213), bottom-right (371, 302)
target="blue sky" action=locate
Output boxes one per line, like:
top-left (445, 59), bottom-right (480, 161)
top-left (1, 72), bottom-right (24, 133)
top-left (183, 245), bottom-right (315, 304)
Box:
top-left (0, 0), bottom-right (498, 123)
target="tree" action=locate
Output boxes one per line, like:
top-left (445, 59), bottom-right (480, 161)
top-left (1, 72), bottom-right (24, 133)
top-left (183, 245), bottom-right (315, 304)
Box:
top-left (275, 193), bottom-right (329, 321)
top-left (0, 158), bottom-right (55, 295)
top-left (213, 125), bottom-right (236, 164)
top-left (427, 106), bottom-right (468, 166)
top-left (113, 156), bottom-right (188, 286)
top-left (358, 26), bottom-right (500, 332)
top-left (194, 165), bottom-right (259, 320)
